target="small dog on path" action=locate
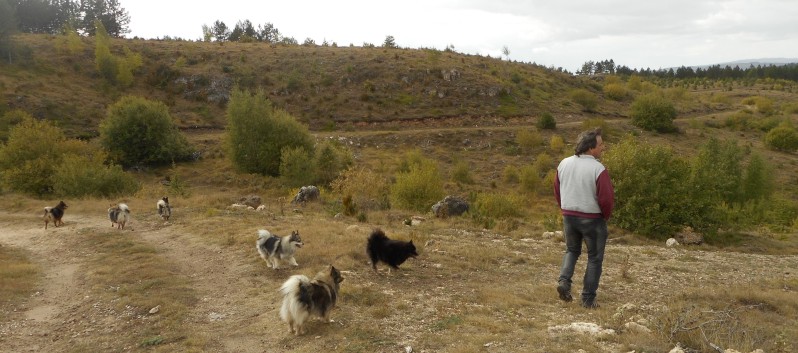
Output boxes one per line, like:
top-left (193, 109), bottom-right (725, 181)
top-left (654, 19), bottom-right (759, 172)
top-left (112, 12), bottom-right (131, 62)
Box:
top-left (279, 265), bottom-right (344, 335)
top-left (157, 197), bottom-right (171, 221)
top-left (256, 229), bottom-right (303, 269)
top-left (43, 201), bottom-right (68, 229)
top-left (366, 229), bottom-right (418, 273)
top-left (108, 203), bottom-right (130, 230)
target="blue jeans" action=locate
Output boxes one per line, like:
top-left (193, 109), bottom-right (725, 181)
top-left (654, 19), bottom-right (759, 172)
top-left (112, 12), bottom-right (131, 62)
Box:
top-left (558, 216), bottom-right (608, 302)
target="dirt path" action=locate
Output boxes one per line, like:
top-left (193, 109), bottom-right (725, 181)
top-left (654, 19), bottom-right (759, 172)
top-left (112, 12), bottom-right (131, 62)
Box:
top-left (0, 211), bottom-right (285, 352)
top-left (0, 213), bottom-right (91, 352)
top-left (3, 208), bottom-right (797, 352)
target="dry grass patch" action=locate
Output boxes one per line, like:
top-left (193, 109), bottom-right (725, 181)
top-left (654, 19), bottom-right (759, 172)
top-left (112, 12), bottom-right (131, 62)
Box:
top-left (651, 286), bottom-right (798, 352)
top-left (0, 246), bottom-right (40, 309)
top-left (69, 229), bottom-right (201, 352)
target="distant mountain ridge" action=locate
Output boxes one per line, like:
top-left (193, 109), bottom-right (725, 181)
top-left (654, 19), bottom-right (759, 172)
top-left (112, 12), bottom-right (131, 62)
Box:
top-left (686, 58), bottom-right (798, 70)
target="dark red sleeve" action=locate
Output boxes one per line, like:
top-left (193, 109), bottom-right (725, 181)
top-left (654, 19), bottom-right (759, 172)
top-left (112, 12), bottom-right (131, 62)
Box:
top-left (554, 170), bottom-right (562, 208)
top-left (596, 169), bottom-right (614, 220)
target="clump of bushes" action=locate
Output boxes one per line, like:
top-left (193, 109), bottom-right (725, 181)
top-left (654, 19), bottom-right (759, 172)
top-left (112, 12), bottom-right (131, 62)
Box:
top-left (764, 123), bottom-right (798, 152)
top-left (227, 89), bottom-right (315, 177)
top-left (630, 93), bottom-right (678, 133)
top-left (0, 113), bottom-right (139, 197)
top-left (390, 151), bottom-right (444, 212)
top-left (570, 89), bottom-right (598, 112)
top-left (99, 96), bottom-right (195, 168)
top-left (536, 112), bottom-right (556, 130)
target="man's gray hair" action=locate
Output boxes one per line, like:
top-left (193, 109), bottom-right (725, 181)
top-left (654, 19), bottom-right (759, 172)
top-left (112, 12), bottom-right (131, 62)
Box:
top-left (574, 128), bottom-right (602, 156)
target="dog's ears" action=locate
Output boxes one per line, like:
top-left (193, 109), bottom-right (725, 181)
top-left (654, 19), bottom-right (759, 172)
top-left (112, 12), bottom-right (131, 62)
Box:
top-left (409, 240), bottom-right (414, 244)
top-left (329, 265), bottom-right (344, 282)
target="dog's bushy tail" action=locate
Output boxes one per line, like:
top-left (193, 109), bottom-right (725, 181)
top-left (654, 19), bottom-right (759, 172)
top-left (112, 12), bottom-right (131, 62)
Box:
top-left (279, 274), bottom-right (310, 297)
top-left (256, 230), bottom-right (271, 260)
top-left (279, 274), bottom-right (310, 323)
top-left (257, 229), bottom-right (272, 239)
top-left (367, 229), bottom-right (388, 244)
top-left (366, 229), bottom-right (389, 269)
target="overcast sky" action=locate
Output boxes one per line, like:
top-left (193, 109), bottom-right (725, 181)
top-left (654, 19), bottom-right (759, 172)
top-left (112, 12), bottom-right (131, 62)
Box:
top-left (124, 0), bottom-right (798, 72)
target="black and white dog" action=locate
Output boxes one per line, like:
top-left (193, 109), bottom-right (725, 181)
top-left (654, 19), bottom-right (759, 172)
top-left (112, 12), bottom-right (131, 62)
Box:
top-left (279, 265), bottom-right (344, 335)
top-left (256, 229), bottom-right (303, 269)
top-left (108, 203), bottom-right (130, 230)
top-left (156, 197), bottom-right (171, 221)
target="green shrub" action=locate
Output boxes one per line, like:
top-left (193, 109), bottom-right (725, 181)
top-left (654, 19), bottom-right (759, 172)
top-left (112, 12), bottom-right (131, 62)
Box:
top-left (630, 93), bottom-right (678, 132)
top-left (515, 128), bottom-right (542, 152)
top-left (741, 153), bottom-right (773, 202)
top-left (0, 116), bottom-right (138, 197)
top-left (473, 192), bottom-right (522, 220)
top-left (690, 138), bottom-right (744, 204)
top-left (532, 153), bottom-right (553, 173)
top-left (602, 137), bottom-right (693, 238)
top-left (764, 123), bottom-right (798, 152)
top-left (549, 135), bottom-right (565, 152)
top-left (451, 160), bottom-right (474, 184)
top-left (226, 89), bottom-right (314, 176)
top-left (724, 110), bottom-right (754, 131)
top-left (52, 154), bottom-right (140, 198)
top-left (536, 112), bottom-right (556, 130)
top-left (314, 139), bottom-right (353, 186)
top-left (627, 75), bottom-right (643, 91)
top-left (99, 96), bottom-right (194, 167)
top-left (603, 83), bottom-right (628, 101)
top-left (502, 165), bottom-right (519, 184)
top-left (540, 169), bottom-right (557, 196)
top-left (0, 116), bottom-right (68, 196)
top-left (743, 96), bottom-right (776, 115)
top-left (93, 21), bottom-right (141, 87)
top-left (389, 154), bottom-right (444, 212)
top-left (331, 167), bottom-right (390, 211)
top-left (570, 89), bottom-right (598, 112)
top-left (0, 109), bottom-right (27, 143)
top-left (279, 146), bottom-right (316, 187)
top-left (518, 164), bottom-right (540, 194)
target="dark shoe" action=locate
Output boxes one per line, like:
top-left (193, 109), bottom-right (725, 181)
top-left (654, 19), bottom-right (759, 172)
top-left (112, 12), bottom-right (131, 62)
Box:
top-left (581, 298), bottom-right (599, 309)
top-left (557, 283), bottom-right (573, 302)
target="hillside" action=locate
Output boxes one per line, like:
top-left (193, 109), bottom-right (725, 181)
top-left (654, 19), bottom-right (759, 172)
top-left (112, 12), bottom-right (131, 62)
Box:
top-left (1, 34), bottom-right (798, 353)
top-left (1, 34), bottom-right (595, 137)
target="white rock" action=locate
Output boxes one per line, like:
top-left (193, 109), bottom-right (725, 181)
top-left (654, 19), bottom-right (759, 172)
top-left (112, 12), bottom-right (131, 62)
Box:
top-left (623, 322), bottom-right (652, 334)
top-left (148, 305), bottom-right (160, 314)
top-left (666, 238), bottom-right (680, 247)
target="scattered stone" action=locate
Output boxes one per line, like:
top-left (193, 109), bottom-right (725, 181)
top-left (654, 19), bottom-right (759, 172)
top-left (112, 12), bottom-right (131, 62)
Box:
top-left (547, 322), bottom-right (615, 337)
top-left (148, 305), bottom-right (160, 314)
top-left (431, 195), bottom-right (469, 218)
top-left (623, 322), bottom-right (652, 334)
top-left (238, 195), bottom-right (262, 208)
top-left (666, 238), bottom-right (680, 247)
top-left (292, 186), bottom-right (320, 204)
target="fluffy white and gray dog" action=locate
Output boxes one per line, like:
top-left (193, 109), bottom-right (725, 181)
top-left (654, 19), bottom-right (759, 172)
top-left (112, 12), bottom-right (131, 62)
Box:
top-left (107, 203), bottom-right (130, 230)
top-left (279, 265), bottom-right (344, 335)
top-left (156, 196), bottom-right (171, 221)
top-left (256, 229), bottom-right (303, 269)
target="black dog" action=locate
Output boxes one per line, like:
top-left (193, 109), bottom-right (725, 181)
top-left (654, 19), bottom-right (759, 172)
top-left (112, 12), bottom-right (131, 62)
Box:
top-left (43, 201), bottom-right (68, 229)
top-left (366, 229), bottom-right (418, 273)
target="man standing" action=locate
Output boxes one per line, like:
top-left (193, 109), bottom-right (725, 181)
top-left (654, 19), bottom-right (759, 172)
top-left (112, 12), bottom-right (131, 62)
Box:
top-left (554, 128), bottom-right (614, 308)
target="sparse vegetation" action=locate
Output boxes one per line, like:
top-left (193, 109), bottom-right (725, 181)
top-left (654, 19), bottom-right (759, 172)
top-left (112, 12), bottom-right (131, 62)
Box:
top-left (0, 33), bottom-right (797, 353)
top-left (630, 93), bottom-right (678, 132)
